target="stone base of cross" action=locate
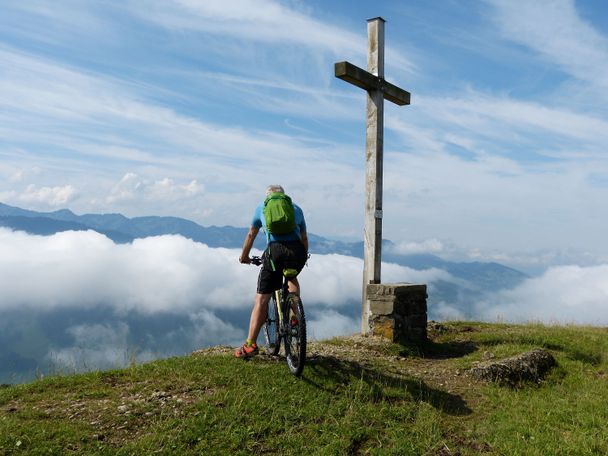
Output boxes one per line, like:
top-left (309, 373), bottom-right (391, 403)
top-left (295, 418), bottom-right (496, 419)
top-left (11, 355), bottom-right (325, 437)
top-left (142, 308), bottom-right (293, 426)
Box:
top-left (335, 17), bottom-right (411, 334)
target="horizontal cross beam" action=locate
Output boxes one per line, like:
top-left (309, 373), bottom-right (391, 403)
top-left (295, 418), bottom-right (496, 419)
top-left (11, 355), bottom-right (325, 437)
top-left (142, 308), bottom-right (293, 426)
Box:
top-left (335, 61), bottom-right (410, 106)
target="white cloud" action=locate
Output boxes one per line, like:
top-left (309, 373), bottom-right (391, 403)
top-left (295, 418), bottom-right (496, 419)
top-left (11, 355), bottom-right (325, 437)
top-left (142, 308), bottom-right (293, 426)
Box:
top-left (126, 0), bottom-right (413, 72)
top-left (16, 184), bottom-right (77, 207)
top-left (188, 310), bottom-right (245, 347)
top-left (308, 310), bottom-right (359, 341)
top-left (431, 301), bottom-right (467, 322)
top-left (0, 228), bottom-right (451, 314)
top-left (477, 264), bottom-right (608, 325)
top-left (47, 322), bottom-right (145, 372)
top-left (382, 130), bottom-right (608, 256)
top-left (107, 173), bottom-right (203, 204)
top-left (398, 92), bottom-right (608, 158)
top-left (390, 239), bottom-right (444, 255)
top-left (133, 0), bottom-right (361, 51)
top-left (9, 170), bottom-right (24, 183)
top-left (487, 0), bottom-right (608, 90)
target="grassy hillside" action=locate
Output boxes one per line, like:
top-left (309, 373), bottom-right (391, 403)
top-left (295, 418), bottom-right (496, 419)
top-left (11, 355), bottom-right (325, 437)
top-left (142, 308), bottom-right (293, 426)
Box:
top-left (1, 322), bottom-right (607, 455)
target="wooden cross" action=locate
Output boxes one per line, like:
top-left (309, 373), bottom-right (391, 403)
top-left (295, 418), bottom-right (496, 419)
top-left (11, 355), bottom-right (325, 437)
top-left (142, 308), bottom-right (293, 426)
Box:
top-left (335, 17), bottom-right (411, 334)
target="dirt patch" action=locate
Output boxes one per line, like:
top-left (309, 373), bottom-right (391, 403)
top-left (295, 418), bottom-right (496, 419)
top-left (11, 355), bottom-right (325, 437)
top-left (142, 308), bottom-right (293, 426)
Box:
top-left (192, 345), bottom-right (234, 357)
top-left (306, 335), bottom-right (483, 401)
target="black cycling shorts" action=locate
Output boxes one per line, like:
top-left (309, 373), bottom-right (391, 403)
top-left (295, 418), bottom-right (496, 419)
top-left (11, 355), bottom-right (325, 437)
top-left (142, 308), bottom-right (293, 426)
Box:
top-left (257, 241), bottom-right (307, 294)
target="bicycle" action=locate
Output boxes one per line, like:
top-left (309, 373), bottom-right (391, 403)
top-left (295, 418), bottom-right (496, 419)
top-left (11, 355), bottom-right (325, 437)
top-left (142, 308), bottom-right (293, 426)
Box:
top-left (250, 255), bottom-right (307, 376)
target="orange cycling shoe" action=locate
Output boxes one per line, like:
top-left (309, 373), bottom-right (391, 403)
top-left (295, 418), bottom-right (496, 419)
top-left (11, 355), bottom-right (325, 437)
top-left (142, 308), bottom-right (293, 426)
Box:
top-left (234, 343), bottom-right (259, 358)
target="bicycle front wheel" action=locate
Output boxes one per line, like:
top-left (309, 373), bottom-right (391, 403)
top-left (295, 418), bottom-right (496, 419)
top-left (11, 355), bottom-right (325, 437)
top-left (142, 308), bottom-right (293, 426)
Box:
top-left (263, 294), bottom-right (280, 356)
top-left (285, 293), bottom-right (306, 376)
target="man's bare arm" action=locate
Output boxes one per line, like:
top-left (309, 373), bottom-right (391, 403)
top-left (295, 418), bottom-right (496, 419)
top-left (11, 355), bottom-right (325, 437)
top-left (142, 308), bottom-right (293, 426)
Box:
top-left (239, 226), bottom-right (260, 263)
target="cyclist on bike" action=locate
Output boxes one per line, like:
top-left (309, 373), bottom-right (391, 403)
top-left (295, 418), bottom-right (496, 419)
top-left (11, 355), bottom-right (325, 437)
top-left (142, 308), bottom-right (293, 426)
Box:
top-left (236, 185), bottom-right (308, 358)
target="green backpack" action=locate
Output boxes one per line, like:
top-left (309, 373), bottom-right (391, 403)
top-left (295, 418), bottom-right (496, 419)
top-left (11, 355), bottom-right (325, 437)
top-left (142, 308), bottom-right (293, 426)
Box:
top-left (263, 192), bottom-right (296, 235)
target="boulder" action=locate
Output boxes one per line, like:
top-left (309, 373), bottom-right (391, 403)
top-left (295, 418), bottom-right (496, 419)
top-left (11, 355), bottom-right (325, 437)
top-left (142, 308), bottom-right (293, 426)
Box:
top-left (470, 348), bottom-right (556, 385)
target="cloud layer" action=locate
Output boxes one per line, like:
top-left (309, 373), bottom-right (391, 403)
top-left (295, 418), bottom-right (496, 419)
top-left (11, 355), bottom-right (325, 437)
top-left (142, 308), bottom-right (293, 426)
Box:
top-left (1, 228), bottom-right (607, 381)
top-left (0, 228), bottom-right (608, 381)
top-left (0, 228), bottom-right (455, 314)
top-left (0, 228), bottom-right (448, 379)
top-left (476, 264), bottom-right (608, 324)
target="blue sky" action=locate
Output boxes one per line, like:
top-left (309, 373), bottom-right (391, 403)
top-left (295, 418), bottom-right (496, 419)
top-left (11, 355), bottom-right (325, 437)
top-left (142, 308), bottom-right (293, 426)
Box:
top-left (1, 0), bottom-right (608, 272)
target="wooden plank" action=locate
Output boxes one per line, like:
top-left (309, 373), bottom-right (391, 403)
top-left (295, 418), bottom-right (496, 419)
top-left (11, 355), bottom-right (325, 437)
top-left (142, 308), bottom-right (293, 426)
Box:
top-left (363, 87), bottom-right (384, 287)
top-left (367, 18), bottom-right (384, 78)
top-left (381, 80), bottom-right (411, 106)
top-left (360, 17), bottom-right (385, 334)
top-left (334, 62), bottom-right (411, 106)
top-left (334, 61), bottom-right (377, 91)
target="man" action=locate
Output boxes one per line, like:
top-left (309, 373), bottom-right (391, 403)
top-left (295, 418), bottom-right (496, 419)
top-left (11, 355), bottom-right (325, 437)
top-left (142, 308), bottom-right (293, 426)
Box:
top-left (236, 184), bottom-right (308, 358)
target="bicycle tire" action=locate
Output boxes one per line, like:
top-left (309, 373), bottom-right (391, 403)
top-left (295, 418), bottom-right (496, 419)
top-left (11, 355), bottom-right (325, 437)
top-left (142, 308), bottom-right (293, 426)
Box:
top-left (285, 293), bottom-right (306, 376)
top-left (263, 294), bottom-right (280, 356)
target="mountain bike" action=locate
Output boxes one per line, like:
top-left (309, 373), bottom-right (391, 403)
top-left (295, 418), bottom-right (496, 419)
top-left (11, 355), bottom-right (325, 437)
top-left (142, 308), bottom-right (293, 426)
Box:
top-left (250, 256), bottom-right (306, 376)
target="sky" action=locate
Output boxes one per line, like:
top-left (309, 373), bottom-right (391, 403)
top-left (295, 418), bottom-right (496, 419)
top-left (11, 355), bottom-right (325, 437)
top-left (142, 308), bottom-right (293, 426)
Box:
top-left (2, 0), bottom-right (608, 379)
top-left (1, 0), bottom-right (608, 272)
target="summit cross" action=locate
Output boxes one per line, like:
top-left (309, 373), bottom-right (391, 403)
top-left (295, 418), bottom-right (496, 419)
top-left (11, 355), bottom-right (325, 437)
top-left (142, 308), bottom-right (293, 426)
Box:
top-left (335, 17), bottom-right (411, 334)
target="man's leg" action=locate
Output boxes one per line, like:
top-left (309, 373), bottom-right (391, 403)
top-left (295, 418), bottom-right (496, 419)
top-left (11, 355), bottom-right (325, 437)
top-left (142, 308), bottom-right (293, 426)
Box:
top-left (235, 292), bottom-right (272, 358)
top-left (287, 277), bottom-right (300, 295)
top-left (247, 292), bottom-right (272, 343)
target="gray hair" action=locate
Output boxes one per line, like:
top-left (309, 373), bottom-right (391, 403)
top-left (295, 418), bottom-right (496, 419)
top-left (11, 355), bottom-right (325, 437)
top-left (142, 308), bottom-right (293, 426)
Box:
top-left (266, 184), bottom-right (285, 195)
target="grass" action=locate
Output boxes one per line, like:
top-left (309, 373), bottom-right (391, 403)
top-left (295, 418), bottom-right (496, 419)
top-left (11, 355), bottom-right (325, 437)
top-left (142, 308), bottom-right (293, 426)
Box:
top-left (1, 322), bottom-right (607, 455)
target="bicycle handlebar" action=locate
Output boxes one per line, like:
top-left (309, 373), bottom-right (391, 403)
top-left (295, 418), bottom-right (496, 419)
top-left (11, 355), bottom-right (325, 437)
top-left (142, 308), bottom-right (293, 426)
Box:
top-left (246, 254), bottom-right (309, 266)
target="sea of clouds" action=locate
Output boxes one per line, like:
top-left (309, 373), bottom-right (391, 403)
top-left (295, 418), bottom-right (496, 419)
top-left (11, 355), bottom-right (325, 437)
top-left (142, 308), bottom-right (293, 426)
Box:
top-left (1, 228), bottom-right (607, 380)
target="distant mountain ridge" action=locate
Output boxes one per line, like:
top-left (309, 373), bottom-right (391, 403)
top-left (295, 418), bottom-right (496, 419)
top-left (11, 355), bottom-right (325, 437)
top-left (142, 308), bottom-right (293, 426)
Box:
top-left (0, 202), bottom-right (528, 295)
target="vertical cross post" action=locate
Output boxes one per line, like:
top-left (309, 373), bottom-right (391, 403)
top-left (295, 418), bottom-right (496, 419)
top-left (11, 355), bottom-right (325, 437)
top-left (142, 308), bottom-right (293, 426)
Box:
top-left (335, 17), bottom-right (411, 334)
top-left (363, 17), bottom-right (385, 333)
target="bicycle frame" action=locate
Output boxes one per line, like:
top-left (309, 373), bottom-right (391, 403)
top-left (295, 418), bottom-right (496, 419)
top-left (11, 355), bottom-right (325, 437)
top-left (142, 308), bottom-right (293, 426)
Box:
top-left (274, 286), bottom-right (285, 329)
top-left (274, 269), bottom-right (298, 334)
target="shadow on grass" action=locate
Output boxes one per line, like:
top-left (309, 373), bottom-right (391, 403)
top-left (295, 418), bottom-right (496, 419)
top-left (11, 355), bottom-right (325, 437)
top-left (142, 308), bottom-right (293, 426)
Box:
top-left (303, 355), bottom-right (472, 416)
top-left (391, 339), bottom-right (478, 360)
top-left (418, 340), bottom-right (478, 360)
top-left (565, 350), bottom-right (602, 366)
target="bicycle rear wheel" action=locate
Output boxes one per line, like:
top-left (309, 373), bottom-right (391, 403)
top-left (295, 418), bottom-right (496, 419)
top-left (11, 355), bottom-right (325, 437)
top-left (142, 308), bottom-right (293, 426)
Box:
top-left (263, 294), bottom-right (280, 355)
top-left (285, 293), bottom-right (306, 376)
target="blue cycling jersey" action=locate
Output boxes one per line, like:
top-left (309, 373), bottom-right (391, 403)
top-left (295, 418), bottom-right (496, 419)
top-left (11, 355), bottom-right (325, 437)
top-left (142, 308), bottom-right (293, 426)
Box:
top-left (252, 201), bottom-right (306, 243)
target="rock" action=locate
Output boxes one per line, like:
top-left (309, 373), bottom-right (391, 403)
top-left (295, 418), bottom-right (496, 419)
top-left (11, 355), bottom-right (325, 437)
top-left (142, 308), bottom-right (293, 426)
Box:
top-left (427, 321), bottom-right (447, 333)
top-left (470, 348), bottom-right (556, 386)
